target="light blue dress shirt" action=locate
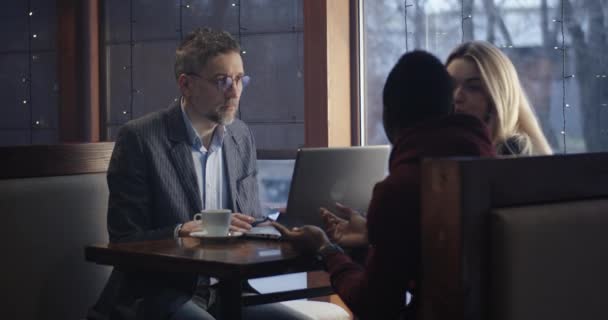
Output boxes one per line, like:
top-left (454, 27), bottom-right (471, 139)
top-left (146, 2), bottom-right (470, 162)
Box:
top-left (180, 102), bottom-right (230, 211)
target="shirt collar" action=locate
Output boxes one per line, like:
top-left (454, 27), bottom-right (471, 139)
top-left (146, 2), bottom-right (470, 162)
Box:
top-left (180, 97), bottom-right (226, 151)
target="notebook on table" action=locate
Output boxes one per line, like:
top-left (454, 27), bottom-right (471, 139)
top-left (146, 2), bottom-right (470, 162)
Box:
top-left (246, 145), bottom-right (390, 239)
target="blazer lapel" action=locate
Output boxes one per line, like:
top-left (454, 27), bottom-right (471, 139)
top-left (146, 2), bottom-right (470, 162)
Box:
top-left (223, 130), bottom-right (242, 212)
top-left (166, 103), bottom-right (202, 216)
top-left (170, 144), bottom-right (202, 215)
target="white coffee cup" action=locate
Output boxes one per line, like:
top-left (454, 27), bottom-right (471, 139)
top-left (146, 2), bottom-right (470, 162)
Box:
top-left (193, 209), bottom-right (232, 237)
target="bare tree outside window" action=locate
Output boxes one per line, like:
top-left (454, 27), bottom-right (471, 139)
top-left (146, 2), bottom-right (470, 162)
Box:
top-left (563, 0), bottom-right (608, 152)
top-left (363, 0), bottom-right (608, 153)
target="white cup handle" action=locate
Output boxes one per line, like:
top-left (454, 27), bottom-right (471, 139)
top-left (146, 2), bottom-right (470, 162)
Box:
top-left (193, 213), bottom-right (206, 228)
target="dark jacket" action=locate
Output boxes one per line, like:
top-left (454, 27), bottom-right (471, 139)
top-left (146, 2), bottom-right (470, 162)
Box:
top-left (496, 136), bottom-right (524, 156)
top-left (323, 114), bottom-right (496, 320)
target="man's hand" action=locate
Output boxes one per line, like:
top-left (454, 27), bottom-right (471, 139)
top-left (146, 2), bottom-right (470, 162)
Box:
top-left (321, 203), bottom-right (368, 248)
top-left (180, 213), bottom-right (254, 236)
top-left (178, 220), bottom-right (203, 237)
top-left (230, 213), bottom-right (255, 233)
top-left (271, 222), bottom-right (331, 255)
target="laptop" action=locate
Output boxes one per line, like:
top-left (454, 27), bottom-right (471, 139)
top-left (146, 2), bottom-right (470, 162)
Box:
top-left (246, 145), bottom-right (390, 239)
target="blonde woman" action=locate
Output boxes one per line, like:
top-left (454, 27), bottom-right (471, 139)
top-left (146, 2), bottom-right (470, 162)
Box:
top-left (446, 41), bottom-right (553, 155)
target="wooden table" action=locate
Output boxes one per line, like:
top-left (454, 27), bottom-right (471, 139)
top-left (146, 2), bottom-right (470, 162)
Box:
top-left (85, 237), bottom-right (332, 319)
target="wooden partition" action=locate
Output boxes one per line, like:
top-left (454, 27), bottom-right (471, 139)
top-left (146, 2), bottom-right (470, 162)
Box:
top-left (0, 142), bottom-right (113, 178)
top-left (419, 153), bottom-right (608, 320)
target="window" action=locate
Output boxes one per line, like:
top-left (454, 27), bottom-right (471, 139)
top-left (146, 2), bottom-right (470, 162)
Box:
top-left (361, 0), bottom-right (608, 153)
top-left (0, 1), bottom-right (58, 146)
top-left (257, 158), bottom-right (295, 216)
top-left (102, 0), bottom-right (305, 149)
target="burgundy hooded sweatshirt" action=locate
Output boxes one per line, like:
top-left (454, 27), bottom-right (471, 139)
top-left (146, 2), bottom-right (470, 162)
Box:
top-left (323, 114), bottom-right (496, 320)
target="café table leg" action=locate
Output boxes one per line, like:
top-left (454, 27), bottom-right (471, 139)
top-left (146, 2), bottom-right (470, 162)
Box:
top-left (218, 279), bottom-right (243, 320)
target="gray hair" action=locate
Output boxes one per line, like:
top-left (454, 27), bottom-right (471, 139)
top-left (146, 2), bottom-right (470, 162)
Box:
top-left (174, 28), bottom-right (240, 80)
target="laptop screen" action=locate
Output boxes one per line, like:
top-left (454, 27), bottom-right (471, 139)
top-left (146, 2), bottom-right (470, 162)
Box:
top-left (279, 146), bottom-right (390, 228)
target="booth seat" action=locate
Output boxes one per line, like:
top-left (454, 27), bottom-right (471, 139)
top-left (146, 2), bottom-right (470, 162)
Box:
top-left (0, 143), bottom-right (114, 320)
top-left (419, 153), bottom-right (608, 320)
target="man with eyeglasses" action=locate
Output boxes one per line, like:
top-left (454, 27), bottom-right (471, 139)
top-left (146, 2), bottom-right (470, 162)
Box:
top-left (90, 28), bottom-right (315, 320)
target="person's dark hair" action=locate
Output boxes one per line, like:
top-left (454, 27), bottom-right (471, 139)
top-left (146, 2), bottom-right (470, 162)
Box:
top-left (174, 28), bottom-right (240, 80)
top-left (382, 50), bottom-right (454, 142)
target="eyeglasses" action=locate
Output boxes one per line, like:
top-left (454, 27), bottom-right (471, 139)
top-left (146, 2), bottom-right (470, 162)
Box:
top-left (187, 73), bottom-right (251, 93)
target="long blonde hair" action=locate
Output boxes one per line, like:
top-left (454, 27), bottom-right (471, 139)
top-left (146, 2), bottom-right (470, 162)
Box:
top-left (446, 41), bottom-right (553, 155)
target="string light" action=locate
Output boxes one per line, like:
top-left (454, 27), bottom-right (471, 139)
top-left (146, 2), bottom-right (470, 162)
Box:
top-left (557, 0), bottom-right (567, 152)
top-left (461, 0), bottom-right (472, 42)
top-left (555, 0), bottom-right (574, 154)
top-left (26, 0), bottom-right (33, 140)
top-left (404, 2), bottom-right (412, 52)
top-left (294, 3), bottom-right (302, 79)
top-left (178, 0), bottom-right (184, 40)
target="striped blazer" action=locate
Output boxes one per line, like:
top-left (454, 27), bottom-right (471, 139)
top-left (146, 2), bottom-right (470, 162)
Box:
top-left (90, 102), bottom-right (262, 319)
top-left (107, 101), bottom-right (263, 243)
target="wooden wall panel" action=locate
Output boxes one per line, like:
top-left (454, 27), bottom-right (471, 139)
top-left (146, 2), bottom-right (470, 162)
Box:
top-left (57, 0), bottom-right (84, 142)
top-left (0, 142), bottom-right (114, 179)
top-left (303, 0), bottom-right (351, 148)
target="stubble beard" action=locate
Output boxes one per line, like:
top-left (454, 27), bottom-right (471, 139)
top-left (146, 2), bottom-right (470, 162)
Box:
top-left (207, 106), bottom-right (236, 126)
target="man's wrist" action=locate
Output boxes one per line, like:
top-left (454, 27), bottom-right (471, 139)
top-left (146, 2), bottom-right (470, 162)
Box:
top-left (174, 223), bottom-right (183, 238)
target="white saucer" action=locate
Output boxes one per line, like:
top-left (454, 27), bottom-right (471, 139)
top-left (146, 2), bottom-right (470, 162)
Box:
top-left (189, 230), bottom-right (243, 239)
